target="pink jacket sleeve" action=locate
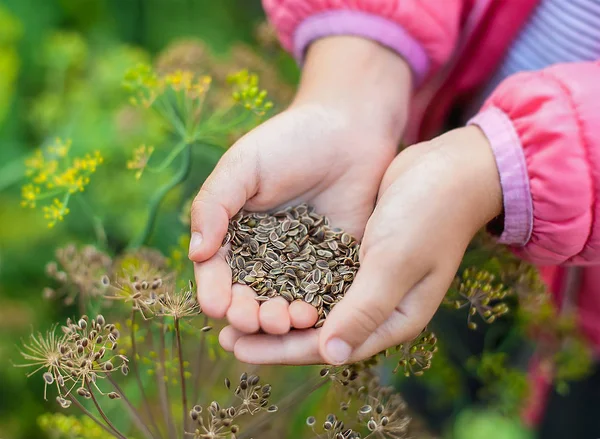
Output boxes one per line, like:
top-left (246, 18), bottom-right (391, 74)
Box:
top-left (469, 61), bottom-right (600, 266)
top-left (262, 0), bottom-right (468, 84)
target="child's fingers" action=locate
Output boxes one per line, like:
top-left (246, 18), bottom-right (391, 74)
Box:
top-left (194, 246), bottom-right (233, 318)
top-left (189, 145), bottom-right (259, 263)
top-left (258, 297), bottom-right (291, 335)
top-left (232, 329), bottom-right (323, 365)
top-left (289, 300), bottom-right (319, 329)
top-left (317, 250), bottom-right (428, 365)
top-left (226, 284), bottom-right (261, 334)
top-left (219, 326), bottom-right (245, 352)
top-left (345, 272), bottom-right (448, 361)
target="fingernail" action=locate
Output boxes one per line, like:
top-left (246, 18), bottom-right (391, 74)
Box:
top-left (325, 338), bottom-right (352, 365)
top-left (188, 232), bottom-right (203, 257)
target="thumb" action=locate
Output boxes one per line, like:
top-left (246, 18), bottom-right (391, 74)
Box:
top-left (188, 145), bottom-right (259, 262)
top-left (318, 251), bottom-right (427, 365)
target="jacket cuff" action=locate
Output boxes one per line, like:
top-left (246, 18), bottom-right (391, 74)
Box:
top-left (293, 10), bottom-right (429, 85)
top-left (468, 106), bottom-right (533, 246)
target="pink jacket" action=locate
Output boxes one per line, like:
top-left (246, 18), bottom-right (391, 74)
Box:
top-left (264, 0), bottom-right (600, 420)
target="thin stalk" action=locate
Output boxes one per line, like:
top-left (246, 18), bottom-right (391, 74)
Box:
top-left (146, 138), bottom-right (188, 173)
top-left (239, 378), bottom-right (329, 439)
top-left (107, 375), bottom-right (156, 439)
top-left (191, 316), bottom-right (209, 404)
top-left (84, 380), bottom-right (127, 439)
top-left (159, 319), bottom-right (178, 439)
top-left (130, 311), bottom-right (162, 438)
top-left (67, 394), bottom-right (118, 438)
top-left (128, 143), bottom-right (192, 249)
top-left (76, 196), bottom-right (107, 250)
top-left (174, 318), bottom-right (188, 433)
top-left (196, 356), bottom-right (225, 404)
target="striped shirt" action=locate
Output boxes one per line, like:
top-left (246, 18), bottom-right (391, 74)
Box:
top-left (479, 0), bottom-right (600, 104)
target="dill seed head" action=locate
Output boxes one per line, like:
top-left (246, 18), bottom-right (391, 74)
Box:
top-left (446, 268), bottom-right (512, 330)
top-left (45, 244), bottom-right (112, 306)
top-left (394, 330), bottom-right (437, 377)
top-left (156, 289), bottom-right (200, 319)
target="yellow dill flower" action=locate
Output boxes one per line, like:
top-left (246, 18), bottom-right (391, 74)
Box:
top-left (164, 69), bottom-right (194, 92)
top-left (123, 63), bottom-right (161, 107)
top-left (187, 75), bottom-right (212, 99)
top-left (43, 198), bottom-right (70, 228)
top-left (228, 69), bottom-right (273, 116)
top-left (127, 144), bottom-right (154, 179)
top-left (47, 137), bottom-right (71, 158)
top-left (21, 184), bottom-right (40, 208)
top-left (25, 150), bottom-right (45, 176)
top-left (22, 140), bottom-right (102, 226)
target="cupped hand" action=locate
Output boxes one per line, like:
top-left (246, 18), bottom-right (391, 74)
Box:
top-left (219, 126), bottom-right (503, 364)
top-left (189, 36), bottom-right (412, 336)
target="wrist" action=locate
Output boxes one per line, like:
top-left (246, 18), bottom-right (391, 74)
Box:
top-left (429, 127), bottom-right (503, 232)
top-left (292, 36), bottom-right (412, 143)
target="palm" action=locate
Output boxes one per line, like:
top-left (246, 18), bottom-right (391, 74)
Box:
top-left (192, 104), bottom-right (399, 336)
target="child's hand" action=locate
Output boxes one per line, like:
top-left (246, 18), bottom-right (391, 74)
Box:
top-left (189, 37), bottom-right (412, 336)
top-left (218, 126), bottom-right (503, 364)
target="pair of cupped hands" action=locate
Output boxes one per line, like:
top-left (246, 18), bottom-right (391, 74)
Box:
top-left (188, 37), bottom-right (502, 366)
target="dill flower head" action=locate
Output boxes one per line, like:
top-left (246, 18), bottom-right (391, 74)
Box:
top-left (126, 144), bottom-right (154, 180)
top-left (44, 244), bottom-right (112, 306)
top-left (227, 69), bottom-right (273, 116)
top-left (447, 268), bottom-right (511, 330)
top-left (124, 63), bottom-right (212, 108)
top-left (232, 372), bottom-right (277, 416)
top-left (106, 248), bottom-right (174, 317)
top-left (157, 288), bottom-right (200, 319)
top-left (189, 373), bottom-right (277, 439)
top-left (393, 330), bottom-right (437, 377)
top-left (16, 327), bottom-right (69, 400)
top-left (306, 413), bottom-right (359, 439)
top-left (60, 315), bottom-right (128, 396)
top-left (21, 138), bottom-right (103, 227)
top-left (254, 21), bottom-right (280, 52)
top-left (155, 39), bottom-right (212, 76)
top-left (358, 386), bottom-right (412, 439)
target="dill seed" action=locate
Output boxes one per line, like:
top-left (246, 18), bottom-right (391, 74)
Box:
top-left (226, 204), bottom-right (360, 325)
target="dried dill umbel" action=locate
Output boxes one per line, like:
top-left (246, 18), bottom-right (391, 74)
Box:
top-left (44, 244), bottom-right (112, 313)
top-left (225, 204), bottom-right (360, 327)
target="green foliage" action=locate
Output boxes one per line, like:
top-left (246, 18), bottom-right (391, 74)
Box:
top-left (452, 409), bottom-right (533, 439)
top-left (468, 352), bottom-right (529, 416)
top-left (38, 413), bottom-right (106, 439)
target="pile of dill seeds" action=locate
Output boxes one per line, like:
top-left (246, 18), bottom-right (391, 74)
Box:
top-left (224, 204), bottom-right (360, 327)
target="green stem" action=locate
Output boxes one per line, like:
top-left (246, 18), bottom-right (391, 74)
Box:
top-left (191, 316), bottom-right (209, 404)
top-left (154, 97), bottom-right (187, 138)
top-left (106, 375), bottom-right (157, 439)
top-left (128, 143), bottom-right (192, 249)
top-left (85, 380), bottom-right (127, 439)
top-left (76, 196), bottom-right (107, 250)
top-left (67, 394), bottom-right (119, 438)
top-left (174, 318), bottom-right (188, 434)
top-left (130, 311), bottom-right (162, 438)
top-left (159, 319), bottom-right (178, 439)
top-left (146, 139), bottom-right (188, 173)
